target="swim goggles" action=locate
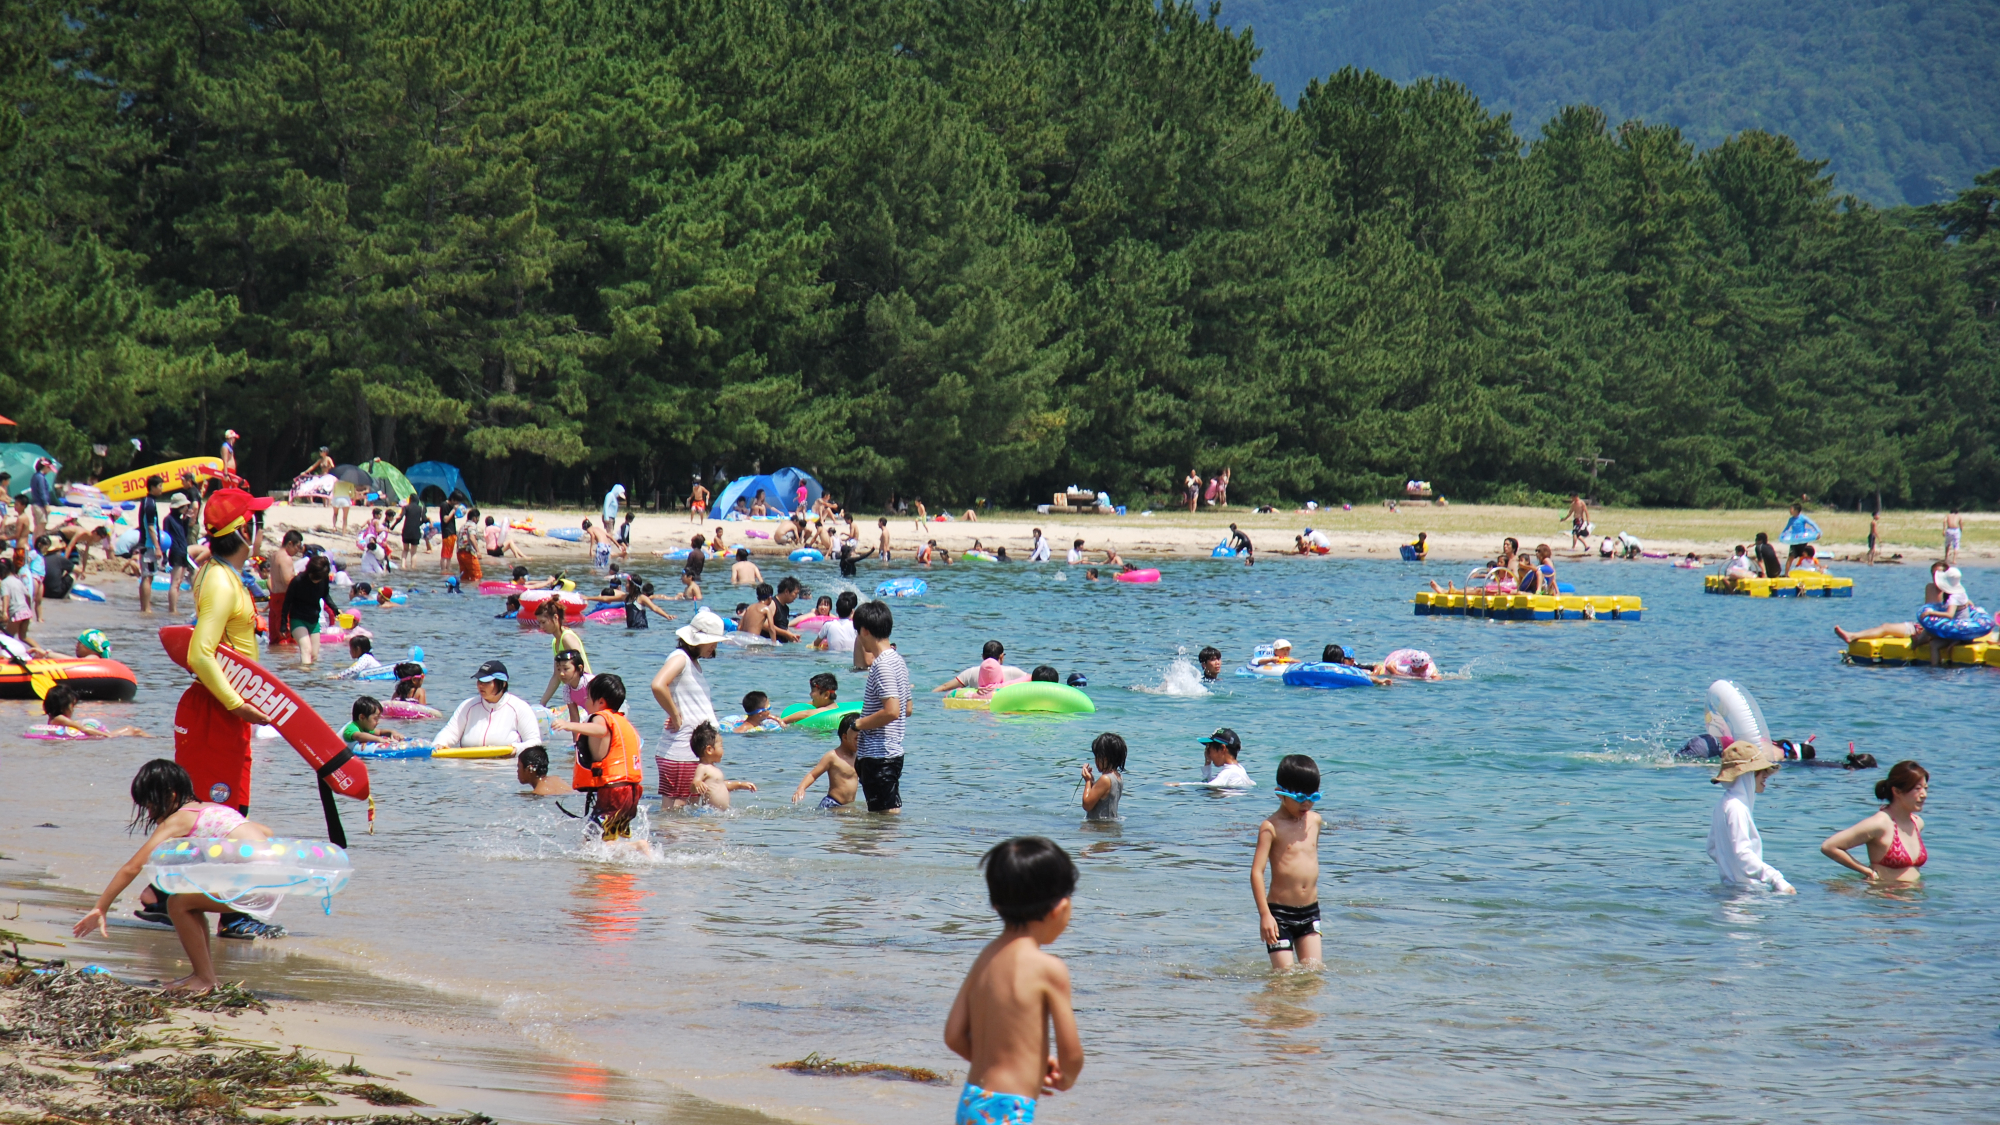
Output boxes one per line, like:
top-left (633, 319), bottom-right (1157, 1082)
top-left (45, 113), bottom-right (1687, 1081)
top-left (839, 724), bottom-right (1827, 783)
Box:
top-left (1274, 788), bottom-right (1321, 804)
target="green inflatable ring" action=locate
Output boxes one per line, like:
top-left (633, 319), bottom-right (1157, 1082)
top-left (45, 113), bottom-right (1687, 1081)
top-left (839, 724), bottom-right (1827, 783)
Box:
top-left (780, 700), bottom-right (862, 731)
top-left (987, 682), bottom-right (1095, 714)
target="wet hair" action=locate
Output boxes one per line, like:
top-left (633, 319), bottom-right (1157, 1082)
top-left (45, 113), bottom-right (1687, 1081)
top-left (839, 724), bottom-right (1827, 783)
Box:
top-left (352, 695), bottom-right (382, 721)
top-left (353, 582), bottom-right (372, 597)
top-left (1197, 646), bottom-right (1221, 664)
top-left (1276, 754), bottom-right (1321, 795)
top-left (852, 599), bottom-right (893, 639)
top-left (736, 547), bottom-right (749, 560)
top-left (777, 576), bottom-right (801, 596)
top-left (837, 712), bottom-right (860, 739)
top-left (1875, 760), bottom-right (1929, 802)
top-left (519, 745), bottom-right (550, 778)
top-left (813, 595), bottom-right (832, 613)
top-left (1031, 664), bottom-right (1059, 682)
top-left (980, 836), bottom-right (1078, 926)
top-left (1091, 732), bottom-right (1128, 772)
top-left (641, 581), bottom-right (656, 596)
top-left (1844, 752), bottom-right (1879, 770)
top-left (809, 672), bottom-right (838, 696)
top-left (129, 759), bottom-right (197, 832)
top-left (835, 590), bottom-right (858, 617)
top-left (512, 565), bottom-right (530, 580)
top-left (690, 720), bottom-right (719, 756)
top-left (1754, 531), bottom-right (1769, 545)
top-left (1321, 644), bottom-right (1345, 663)
top-left (41, 683), bottom-right (77, 718)
top-left (755, 582), bottom-right (774, 600)
top-left (554, 648), bottom-right (586, 672)
top-left (348, 635), bottom-right (373, 656)
top-left (982, 640), bottom-right (1005, 660)
top-left (742, 690), bottom-right (770, 713)
top-left (587, 672), bottom-right (627, 712)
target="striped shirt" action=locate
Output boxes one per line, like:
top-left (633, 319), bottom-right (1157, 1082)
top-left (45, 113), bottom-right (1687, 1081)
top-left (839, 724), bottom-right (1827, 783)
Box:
top-left (858, 647), bottom-right (909, 759)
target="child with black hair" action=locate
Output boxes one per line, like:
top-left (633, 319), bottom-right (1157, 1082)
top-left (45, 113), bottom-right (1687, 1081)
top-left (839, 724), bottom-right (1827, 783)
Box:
top-left (1250, 754), bottom-right (1324, 969)
top-left (497, 593), bottom-right (522, 619)
top-left (551, 673), bottom-right (649, 850)
top-left (1196, 646), bottom-right (1223, 680)
top-left (731, 690), bottom-right (782, 732)
top-left (39, 683), bottom-right (148, 738)
top-left (516, 745), bottom-right (573, 795)
top-left (1080, 733), bottom-right (1125, 821)
top-left (345, 633), bottom-right (381, 676)
top-left (390, 662), bottom-right (427, 705)
top-left (340, 696), bottom-right (401, 745)
top-left (1030, 664), bottom-right (1060, 683)
top-left (689, 721), bottom-right (756, 810)
top-left (792, 713), bottom-right (860, 808)
top-left (944, 837), bottom-right (1084, 1123)
top-left (73, 759), bottom-right (280, 994)
top-left (780, 672), bottom-right (841, 726)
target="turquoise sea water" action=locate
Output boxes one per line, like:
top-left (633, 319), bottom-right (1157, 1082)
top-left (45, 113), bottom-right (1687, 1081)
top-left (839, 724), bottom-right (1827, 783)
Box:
top-left (5, 554), bottom-right (1996, 1123)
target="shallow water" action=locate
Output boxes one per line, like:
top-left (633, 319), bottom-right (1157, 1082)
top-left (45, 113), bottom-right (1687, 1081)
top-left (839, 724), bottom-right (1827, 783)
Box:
top-left (4, 554), bottom-right (1997, 1123)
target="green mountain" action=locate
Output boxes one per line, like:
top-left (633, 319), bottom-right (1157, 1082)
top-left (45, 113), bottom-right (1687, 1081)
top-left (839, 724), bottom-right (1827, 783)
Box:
top-left (1225, 0), bottom-right (2000, 206)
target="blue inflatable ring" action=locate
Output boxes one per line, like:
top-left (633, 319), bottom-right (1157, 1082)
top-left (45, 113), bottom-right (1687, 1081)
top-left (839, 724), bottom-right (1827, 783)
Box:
top-left (1922, 603), bottom-right (1995, 643)
top-left (1281, 662), bottom-right (1375, 689)
top-left (789, 548), bottom-right (824, 563)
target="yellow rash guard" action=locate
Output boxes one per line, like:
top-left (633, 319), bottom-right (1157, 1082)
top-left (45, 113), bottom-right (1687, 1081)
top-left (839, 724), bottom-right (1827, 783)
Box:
top-left (188, 559), bottom-right (259, 708)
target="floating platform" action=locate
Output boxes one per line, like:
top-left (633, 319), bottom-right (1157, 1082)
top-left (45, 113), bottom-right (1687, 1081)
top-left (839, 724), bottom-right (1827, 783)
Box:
top-left (1704, 575), bottom-right (1853, 597)
top-left (1413, 591), bottom-right (1643, 621)
top-left (1845, 637), bottom-right (2000, 666)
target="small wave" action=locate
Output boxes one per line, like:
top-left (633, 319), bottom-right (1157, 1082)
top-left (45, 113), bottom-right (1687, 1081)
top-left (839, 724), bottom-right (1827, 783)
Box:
top-left (1133, 656), bottom-right (1211, 696)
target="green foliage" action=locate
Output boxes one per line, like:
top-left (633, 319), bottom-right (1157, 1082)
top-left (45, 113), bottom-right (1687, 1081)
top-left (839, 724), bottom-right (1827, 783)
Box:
top-left (0, 0), bottom-right (1995, 507)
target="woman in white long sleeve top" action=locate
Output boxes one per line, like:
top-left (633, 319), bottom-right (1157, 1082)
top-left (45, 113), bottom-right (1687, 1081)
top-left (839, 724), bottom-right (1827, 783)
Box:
top-left (433, 659), bottom-right (543, 750)
top-left (1705, 739), bottom-right (1795, 894)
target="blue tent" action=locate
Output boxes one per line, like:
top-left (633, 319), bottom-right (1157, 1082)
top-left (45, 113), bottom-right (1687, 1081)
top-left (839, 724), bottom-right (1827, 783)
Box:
top-left (713, 467), bottom-right (822, 518)
top-left (0, 444), bottom-right (59, 496)
top-left (404, 461), bottom-right (473, 504)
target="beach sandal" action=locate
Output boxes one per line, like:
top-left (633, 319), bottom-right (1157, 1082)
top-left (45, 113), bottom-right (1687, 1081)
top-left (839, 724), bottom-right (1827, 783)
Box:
top-left (131, 907), bottom-right (170, 927)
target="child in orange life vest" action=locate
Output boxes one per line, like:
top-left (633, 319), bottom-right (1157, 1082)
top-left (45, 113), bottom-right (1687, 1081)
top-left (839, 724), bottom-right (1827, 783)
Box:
top-left (551, 672), bottom-right (650, 854)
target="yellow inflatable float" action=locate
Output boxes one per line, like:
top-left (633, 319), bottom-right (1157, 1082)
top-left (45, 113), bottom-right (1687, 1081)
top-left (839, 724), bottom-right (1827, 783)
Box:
top-left (1705, 574), bottom-right (1853, 598)
top-left (1412, 591), bottom-right (1643, 621)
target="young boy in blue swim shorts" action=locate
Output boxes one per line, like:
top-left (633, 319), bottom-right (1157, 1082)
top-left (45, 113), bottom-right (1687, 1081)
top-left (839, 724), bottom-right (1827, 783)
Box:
top-left (944, 837), bottom-right (1085, 1123)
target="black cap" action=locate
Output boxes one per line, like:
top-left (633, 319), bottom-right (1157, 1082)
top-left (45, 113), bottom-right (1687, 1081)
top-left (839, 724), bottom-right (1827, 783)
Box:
top-left (474, 659), bottom-right (510, 682)
top-left (1199, 727), bottom-right (1241, 754)
top-left (1066, 672), bottom-right (1088, 687)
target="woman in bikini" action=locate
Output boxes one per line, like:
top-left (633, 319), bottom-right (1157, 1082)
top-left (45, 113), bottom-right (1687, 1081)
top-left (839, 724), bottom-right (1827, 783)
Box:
top-left (1819, 760), bottom-right (1929, 884)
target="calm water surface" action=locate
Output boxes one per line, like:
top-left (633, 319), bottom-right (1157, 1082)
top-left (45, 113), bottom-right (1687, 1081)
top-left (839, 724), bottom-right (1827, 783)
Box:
top-left (4, 553), bottom-right (1995, 1124)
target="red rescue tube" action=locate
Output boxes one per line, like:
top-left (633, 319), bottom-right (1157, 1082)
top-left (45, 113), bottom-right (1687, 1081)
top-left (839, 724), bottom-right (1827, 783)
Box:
top-left (158, 626), bottom-right (370, 802)
top-left (0, 657), bottom-right (138, 701)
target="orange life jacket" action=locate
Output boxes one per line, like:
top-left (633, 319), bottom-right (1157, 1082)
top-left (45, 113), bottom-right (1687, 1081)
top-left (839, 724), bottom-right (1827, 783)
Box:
top-left (571, 707), bottom-right (644, 791)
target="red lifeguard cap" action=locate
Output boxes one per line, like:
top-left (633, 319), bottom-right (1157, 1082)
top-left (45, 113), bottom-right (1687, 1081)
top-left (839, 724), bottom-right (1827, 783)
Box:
top-left (204, 487), bottom-right (273, 538)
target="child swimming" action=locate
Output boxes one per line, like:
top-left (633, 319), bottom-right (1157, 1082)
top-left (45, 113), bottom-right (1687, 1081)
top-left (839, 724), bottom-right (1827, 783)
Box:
top-left (340, 696), bottom-right (402, 745)
top-left (344, 634), bottom-right (381, 675)
top-left (516, 745), bottom-right (573, 795)
top-left (791, 713), bottom-right (861, 808)
top-left (689, 721), bottom-right (756, 810)
top-left (731, 691), bottom-right (782, 732)
top-left (1250, 754), bottom-right (1324, 969)
top-left (74, 760), bottom-right (283, 994)
top-left (39, 683), bottom-right (148, 738)
top-left (943, 837), bottom-right (1084, 1125)
top-left (1080, 732), bottom-right (1125, 821)
top-left (390, 662), bottom-right (427, 705)
top-left (780, 672), bottom-right (842, 726)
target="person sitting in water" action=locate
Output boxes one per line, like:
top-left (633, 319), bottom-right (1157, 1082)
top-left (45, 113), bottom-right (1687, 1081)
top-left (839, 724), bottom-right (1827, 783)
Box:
top-left (934, 640), bottom-right (1030, 692)
top-left (497, 593), bottom-right (523, 619)
top-left (1084, 568), bottom-right (1100, 581)
top-left (689, 721), bottom-right (756, 810)
top-left (1166, 728), bottom-right (1253, 789)
top-left (1250, 639), bottom-right (1296, 667)
top-left (782, 672), bottom-right (844, 726)
top-left (1407, 532), bottom-right (1427, 560)
top-left (516, 745), bottom-right (572, 795)
top-left (391, 662), bottom-right (427, 705)
top-left (435, 660), bottom-right (544, 750)
top-left (1067, 538), bottom-right (1086, 565)
top-left (1101, 547), bottom-right (1123, 567)
top-left (731, 691), bottom-right (783, 732)
top-left (739, 583), bottom-right (800, 643)
top-left (1197, 646), bottom-right (1223, 680)
top-left (730, 547), bottom-right (763, 586)
top-left (1030, 664), bottom-right (1060, 683)
top-left (676, 572), bottom-right (702, 601)
top-left (340, 696), bottom-right (402, 746)
top-left (39, 683), bottom-right (148, 739)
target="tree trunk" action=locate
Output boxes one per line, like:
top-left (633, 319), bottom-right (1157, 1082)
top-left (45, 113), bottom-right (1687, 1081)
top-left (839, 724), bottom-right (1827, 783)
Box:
top-left (353, 386), bottom-right (374, 462)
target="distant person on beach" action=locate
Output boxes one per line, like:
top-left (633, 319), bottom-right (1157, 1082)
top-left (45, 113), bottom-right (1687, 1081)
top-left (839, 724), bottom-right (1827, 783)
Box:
top-left (1229, 523), bottom-right (1254, 563)
top-left (792, 713), bottom-right (861, 809)
top-left (75, 759), bottom-right (281, 994)
top-left (1568, 494), bottom-right (1590, 549)
top-left (1943, 508), bottom-right (1962, 566)
top-left (1080, 733), bottom-right (1126, 822)
top-left (688, 480), bottom-right (709, 523)
top-left (944, 837), bottom-right (1084, 1124)
top-left (1820, 760), bottom-right (1929, 884)
top-left (1867, 509), bottom-right (1880, 564)
top-left (1252, 754), bottom-right (1324, 969)
top-left (1706, 739), bottom-right (1794, 894)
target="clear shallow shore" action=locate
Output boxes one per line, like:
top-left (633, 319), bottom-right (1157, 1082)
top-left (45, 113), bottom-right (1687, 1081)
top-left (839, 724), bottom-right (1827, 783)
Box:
top-left (5, 556), bottom-right (1998, 1123)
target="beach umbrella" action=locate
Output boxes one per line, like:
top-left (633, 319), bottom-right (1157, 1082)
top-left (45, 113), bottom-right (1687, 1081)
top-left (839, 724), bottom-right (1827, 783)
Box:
top-left (361, 458), bottom-right (416, 502)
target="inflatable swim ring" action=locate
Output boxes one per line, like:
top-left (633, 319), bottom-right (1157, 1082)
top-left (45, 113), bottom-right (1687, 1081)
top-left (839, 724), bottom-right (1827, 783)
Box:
top-left (1280, 662), bottom-right (1374, 689)
top-left (69, 584), bottom-right (106, 603)
top-left (877, 577), bottom-right (928, 597)
top-left (0, 656), bottom-right (138, 702)
top-left (987, 682), bottom-right (1095, 714)
top-left (1778, 514), bottom-right (1821, 546)
top-left (780, 701), bottom-right (863, 730)
top-left (942, 687), bottom-right (994, 711)
top-left (789, 548), bottom-right (825, 563)
top-left (1921, 603), bottom-right (1996, 643)
top-left (1114, 568), bottom-right (1161, 584)
top-left (788, 614), bottom-right (835, 631)
top-left (23, 721), bottom-right (106, 740)
top-left (378, 700), bottom-right (440, 721)
top-left (518, 590), bottom-right (587, 621)
top-left (1235, 661), bottom-right (1295, 678)
top-left (1704, 680), bottom-right (1771, 748)
top-left (144, 836), bottom-right (351, 917)
top-left (478, 581), bottom-right (526, 596)
top-left (963, 551), bottom-right (998, 563)
top-left (584, 605), bottom-right (625, 624)
top-left (722, 714), bottom-right (786, 733)
top-left (546, 527), bottom-right (588, 543)
top-left (1379, 648), bottom-right (1439, 680)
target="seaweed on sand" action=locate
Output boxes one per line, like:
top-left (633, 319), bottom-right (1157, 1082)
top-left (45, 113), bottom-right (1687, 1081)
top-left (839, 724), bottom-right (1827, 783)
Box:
top-left (772, 1051), bottom-right (948, 1085)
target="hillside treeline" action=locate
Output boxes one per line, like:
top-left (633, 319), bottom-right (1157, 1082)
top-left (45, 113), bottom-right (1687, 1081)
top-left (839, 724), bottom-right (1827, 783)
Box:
top-left (2, 0), bottom-right (1996, 509)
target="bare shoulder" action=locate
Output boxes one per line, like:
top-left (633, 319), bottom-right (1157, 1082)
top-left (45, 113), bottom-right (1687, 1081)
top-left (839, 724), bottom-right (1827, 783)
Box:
top-left (1030, 946), bottom-right (1072, 989)
top-left (1306, 810), bottom-right (1325, 835)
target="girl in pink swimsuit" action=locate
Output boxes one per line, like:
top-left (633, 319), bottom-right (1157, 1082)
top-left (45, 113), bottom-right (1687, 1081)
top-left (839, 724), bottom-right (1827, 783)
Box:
top-left (73, 759), bottom-right (276, 995)
top-left (1819, 759), bottom-right (1929, 884)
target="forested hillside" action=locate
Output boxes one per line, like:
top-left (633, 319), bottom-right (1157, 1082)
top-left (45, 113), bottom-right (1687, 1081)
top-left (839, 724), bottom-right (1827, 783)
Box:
top-left (1225, 0), bottom-right (2000, 207)
top-left (2, 0), bottom-right (1996, 509)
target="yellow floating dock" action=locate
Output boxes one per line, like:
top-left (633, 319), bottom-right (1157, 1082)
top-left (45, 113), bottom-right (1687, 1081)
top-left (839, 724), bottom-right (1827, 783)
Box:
top-left (1704, 574), bottom-right (1853, 598)
top-left (1413, 591), bottom-right (1643, 621)
top-left (1845, 637), bottom-right (2000, 666)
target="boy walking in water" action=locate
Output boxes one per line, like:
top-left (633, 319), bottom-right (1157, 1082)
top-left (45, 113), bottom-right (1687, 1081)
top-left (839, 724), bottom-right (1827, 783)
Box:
top-left (945, 837), bottom-right (1085, 1124)
top-left (1250, 754), bottom-right (1324, 969)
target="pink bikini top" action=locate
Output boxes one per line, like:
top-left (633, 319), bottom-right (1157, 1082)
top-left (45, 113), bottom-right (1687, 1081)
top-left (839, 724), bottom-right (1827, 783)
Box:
top-left (187, 802), bottom-right (247, 839)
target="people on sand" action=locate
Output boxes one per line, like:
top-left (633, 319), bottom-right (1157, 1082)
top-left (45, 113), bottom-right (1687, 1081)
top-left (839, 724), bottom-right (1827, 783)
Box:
top-left (792, 713), bottom-right (861, 809)
top-left (1251, 754), bottom-right (1323, 969)
top-left (1167, 728), bottom-right (1253, 789)
top-left (75, 759), bottom-right (283, 995)
top-left (650, 609), bottom-right (727, 809)
top-left (1943, 507), bottom-right (1962, 566)
top-left (934, 641), bottom-right (1030, 692)
top-left (943, 837), bottom-right (1085, 1125)
top-left (434, 660), bottom-right (543, 750)
top-left (1819, 759), bottom-right (1929, 884)
top-left (1080, 733), bottom-right (1126, 822)
top-left (688, 480), bottom-right (709, 524)
top-left (1706, 739), bottom-right (1794, 894)
top-left (1568, 493), bottom-right (1591, 549)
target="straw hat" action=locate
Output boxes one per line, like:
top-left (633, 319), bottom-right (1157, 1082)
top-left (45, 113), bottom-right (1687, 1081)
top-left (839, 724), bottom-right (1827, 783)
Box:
top-left (1712, 738), bottom-right (1779, 785)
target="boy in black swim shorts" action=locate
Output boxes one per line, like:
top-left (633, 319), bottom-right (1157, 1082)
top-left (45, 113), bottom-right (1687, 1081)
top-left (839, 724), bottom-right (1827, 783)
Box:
top-left (1250, 754), bottom-right (1324, 969)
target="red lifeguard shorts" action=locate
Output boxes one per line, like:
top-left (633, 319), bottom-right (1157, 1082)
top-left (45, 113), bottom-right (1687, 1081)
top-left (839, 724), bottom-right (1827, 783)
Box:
top-left (174, 684), bottom-right (253, 810)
